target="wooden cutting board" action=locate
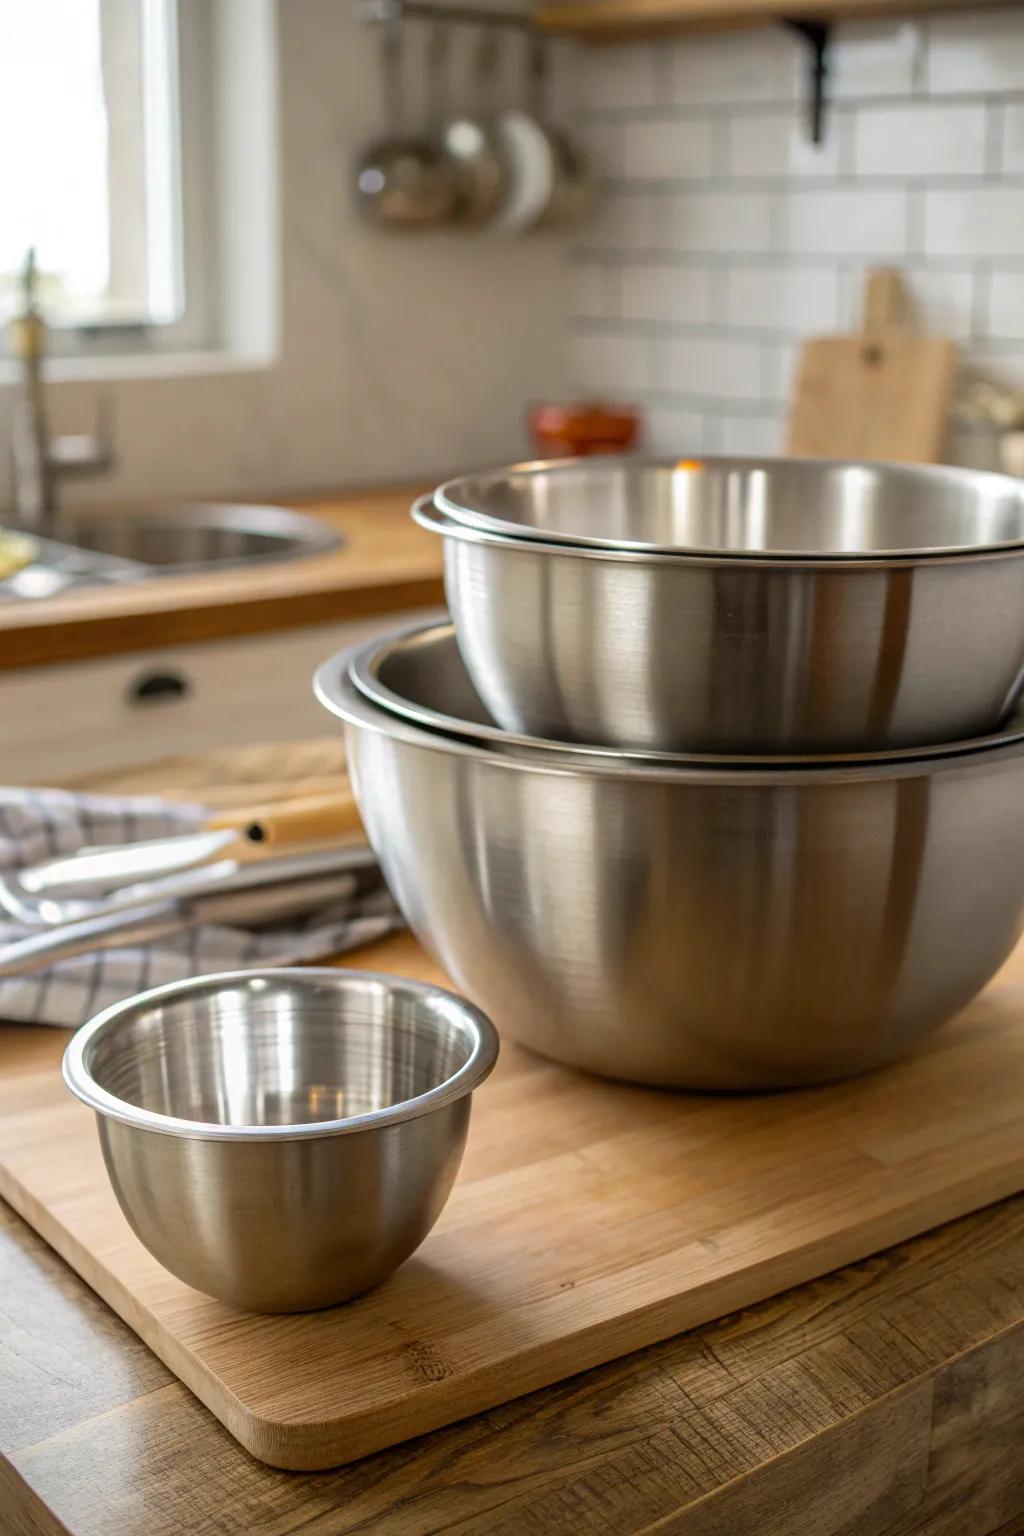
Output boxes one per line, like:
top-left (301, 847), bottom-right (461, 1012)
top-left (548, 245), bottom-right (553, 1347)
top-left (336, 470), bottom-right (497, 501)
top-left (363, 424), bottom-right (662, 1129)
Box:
top-left (786, 268), bottom-right (958, 462)
top-left (4, 936), bottom-right (1024, 1473)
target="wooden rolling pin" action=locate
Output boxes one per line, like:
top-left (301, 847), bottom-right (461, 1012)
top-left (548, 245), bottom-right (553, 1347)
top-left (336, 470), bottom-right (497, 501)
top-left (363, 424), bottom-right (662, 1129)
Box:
top-left (211, 790), bottom-right (364, 855)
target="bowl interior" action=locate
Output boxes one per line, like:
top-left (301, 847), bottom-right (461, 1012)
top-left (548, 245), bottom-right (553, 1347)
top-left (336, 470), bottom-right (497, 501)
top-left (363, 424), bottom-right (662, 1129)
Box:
top-left (439, 457), bottom-right (1024, 557)
top-left (82, 975), bottom-right (478, 1129)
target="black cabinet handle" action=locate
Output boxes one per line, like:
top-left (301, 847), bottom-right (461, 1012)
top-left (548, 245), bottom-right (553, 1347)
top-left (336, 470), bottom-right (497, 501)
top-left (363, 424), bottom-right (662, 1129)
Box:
top-left (127, 669), bottom-right (191, 706)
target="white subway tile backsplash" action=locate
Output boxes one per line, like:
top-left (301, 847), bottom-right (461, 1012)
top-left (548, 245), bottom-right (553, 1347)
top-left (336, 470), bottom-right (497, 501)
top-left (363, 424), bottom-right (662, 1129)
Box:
top-left (775, 188), bottom-right (909, 256)
top-left (1001, 101), bottom-right (1024, 174)
top-left (666, 336), bottom-right (763, 400)
top-left (760, 342), bottom-right (800, 404)
top-left (668, 31), bottom-right (795, 108)
top-left (623, 117), bottom-right (714, 180)
top-left (715, 412), bottom-right (785, 456)
top-left (837, 265), bottom-right (976, 339)
top-left (726, 266), bottom-right (839, 333)
top-left (986, 271), bottom-right (1024, 340)
top-left (925, 9), bottom-right (1024, 95)
top-left (852, 103), bottom-right (988, 178)
top-left (583, 192), bottom-right (664, 252)
top-left (829, 21), bottom-right (924, 99)
top-left (669, 190), bottom-right (772, 253)
top-left (581, 44), bottom-right (659, 112)
top-left (566, 8), bottom-right (1024, 471)
top-left (570, 332), bottom-right (653, 392)
top-left (571, 265), bottom-right (618, 321)
top-left (620, 263), bottom-right (712, 323)
top-left (578, 121), bottom-right (624, 180)
top-left (727, 110), bottom-right (840, 178)
top-left (640, 403), bottom-right (707, 455)
top-left (924, 186), bottom-right (1024, 258)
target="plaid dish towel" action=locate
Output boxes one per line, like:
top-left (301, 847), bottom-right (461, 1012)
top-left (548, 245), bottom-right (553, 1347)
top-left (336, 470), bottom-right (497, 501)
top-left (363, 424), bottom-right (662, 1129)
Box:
top-left (0, 787), bottom-right (404, 1029)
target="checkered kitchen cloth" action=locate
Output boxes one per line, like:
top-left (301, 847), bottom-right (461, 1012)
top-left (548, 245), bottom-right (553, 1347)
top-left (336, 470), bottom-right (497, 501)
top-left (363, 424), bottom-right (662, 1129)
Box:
top-left (0, 787), bottom-right (404, 1028)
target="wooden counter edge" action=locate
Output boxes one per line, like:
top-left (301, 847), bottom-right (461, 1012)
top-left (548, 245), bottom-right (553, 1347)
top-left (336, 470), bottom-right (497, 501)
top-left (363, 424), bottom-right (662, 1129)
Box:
top-left (2, 1189), bottom-right (1024, 1535)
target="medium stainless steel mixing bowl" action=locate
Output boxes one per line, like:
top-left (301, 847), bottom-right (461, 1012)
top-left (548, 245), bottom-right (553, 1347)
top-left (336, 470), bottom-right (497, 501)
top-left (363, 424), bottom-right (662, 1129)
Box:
top-left (62, 969), bottom-right (498, 1312)
top-left (349, 618), bottom-right (1024, 768)
top-left (413, 496), bottom-right (1024, 755)
top-left (437, 456), bottom-right (1024, 559)
top-left (317, 648), bottom-right (1024, 1091)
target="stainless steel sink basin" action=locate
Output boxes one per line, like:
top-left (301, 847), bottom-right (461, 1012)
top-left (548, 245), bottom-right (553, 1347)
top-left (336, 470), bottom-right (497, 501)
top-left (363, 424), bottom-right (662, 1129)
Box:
top-left (0, 502), bottom-right (343, 600)
top-left (51, 502), bottom-right (342, 572)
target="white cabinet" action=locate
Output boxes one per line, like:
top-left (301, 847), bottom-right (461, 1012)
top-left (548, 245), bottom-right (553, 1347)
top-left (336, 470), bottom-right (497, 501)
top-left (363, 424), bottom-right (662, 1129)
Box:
top-left (1, 610), bottom-right (434, 784)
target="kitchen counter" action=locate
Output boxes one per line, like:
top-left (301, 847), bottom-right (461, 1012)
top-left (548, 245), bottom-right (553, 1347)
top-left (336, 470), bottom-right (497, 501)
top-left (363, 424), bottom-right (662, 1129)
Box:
top-left (3, 742), bottom-right (1024, 1534)
top-left (0, 485), bottom-right (444, 671)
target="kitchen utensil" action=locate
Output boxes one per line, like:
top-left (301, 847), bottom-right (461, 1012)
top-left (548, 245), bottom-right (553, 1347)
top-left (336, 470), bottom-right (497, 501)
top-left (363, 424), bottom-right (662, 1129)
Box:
top-left (786, 268), bottom-right (958, 463)
top-left (414, 476), bottom-right (1024, 754)
top-left (62, 969), bottom-right (498, 1311)
top-left (489, 35), bottom-right (559, 236)
top-left (525, 36), bottom-right (591, 229)
top-left (349, 618), bottom-right (1024, 769)
top-left (0, 843), bottom-right (376, 928)
top-left (435, 454), bottom-right (1024, 559)
top-left (354, 20), bottom-right (457, 230)
top-left (319, 642), bottom-right (1024, 1089)
top-left (14, 790), bottom-right (363, 903)
top-left (439, 29), bottom-right (508, 226)
top-left (9, 976), bottom-right (1024, 1467)
top-left (0, 848), bottom-right (377, 978)
top-left (528, 399), bottom-right (641, 458)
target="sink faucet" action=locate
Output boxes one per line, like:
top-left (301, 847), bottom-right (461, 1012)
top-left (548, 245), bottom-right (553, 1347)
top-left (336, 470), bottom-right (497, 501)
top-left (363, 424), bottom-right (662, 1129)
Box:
top-left (7, 249), bottom-right (115, 531)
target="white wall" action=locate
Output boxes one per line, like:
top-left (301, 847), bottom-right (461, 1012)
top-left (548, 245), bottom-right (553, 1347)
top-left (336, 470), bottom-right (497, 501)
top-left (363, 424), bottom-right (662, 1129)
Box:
top-left (0, 0), bottom-right (573, 508)
top-left (569, 5), bottom-right (1024, 467)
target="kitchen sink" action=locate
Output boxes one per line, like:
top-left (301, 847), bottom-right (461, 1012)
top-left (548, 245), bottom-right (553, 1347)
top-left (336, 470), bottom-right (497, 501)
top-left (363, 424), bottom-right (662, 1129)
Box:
top-left (1, 502), bottom-right (343, 599)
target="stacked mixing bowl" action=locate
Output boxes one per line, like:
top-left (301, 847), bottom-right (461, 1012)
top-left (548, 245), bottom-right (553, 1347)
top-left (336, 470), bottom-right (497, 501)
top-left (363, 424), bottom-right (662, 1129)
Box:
top-left (317, 456), bottom-right (1024, 1091)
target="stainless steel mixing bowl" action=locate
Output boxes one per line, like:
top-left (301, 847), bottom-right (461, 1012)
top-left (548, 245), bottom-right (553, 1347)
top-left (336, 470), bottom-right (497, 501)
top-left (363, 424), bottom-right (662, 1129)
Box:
top-left (317, 647), bottom-right (1024, 1091)
top-left (437, 456), bottom-right (1024, 558)
top-left (413, 496), bottom-right (1024, 755)
top-left (62, 969), bottom-right (498, 1312)
top-left (349, 618), bottom-right (1024, 768)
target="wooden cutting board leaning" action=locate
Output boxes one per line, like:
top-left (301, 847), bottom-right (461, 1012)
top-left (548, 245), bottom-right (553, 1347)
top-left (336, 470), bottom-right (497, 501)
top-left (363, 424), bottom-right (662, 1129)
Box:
top-left (786, 268), bottom-right (959, 463)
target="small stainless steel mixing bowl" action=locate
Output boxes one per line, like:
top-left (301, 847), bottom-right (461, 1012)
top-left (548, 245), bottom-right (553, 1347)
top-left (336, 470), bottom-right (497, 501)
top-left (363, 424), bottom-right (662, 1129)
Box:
top-left (413, 487), bottom-right (1024, 755)
top-left (317, 645), bottom-right (1024, 1092)
top-left (62, 969), bottom-right (498, 1312)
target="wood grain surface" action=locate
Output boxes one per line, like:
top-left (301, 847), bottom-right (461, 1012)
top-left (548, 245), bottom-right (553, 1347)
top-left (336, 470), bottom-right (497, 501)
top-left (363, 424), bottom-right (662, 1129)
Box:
top-left (5, 951), bottom-right (1024, 1471)
top-left (786, 269), bottom-right (958, 463)
top-left (0, 486), bottom-right (443, 671)
top-left (537, 0), bottom-right (1022, 41)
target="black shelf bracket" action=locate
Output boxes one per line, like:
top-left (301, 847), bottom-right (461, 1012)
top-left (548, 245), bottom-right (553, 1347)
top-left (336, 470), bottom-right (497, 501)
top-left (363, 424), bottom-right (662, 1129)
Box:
top-left (782, 18), bottom-right (832, 146)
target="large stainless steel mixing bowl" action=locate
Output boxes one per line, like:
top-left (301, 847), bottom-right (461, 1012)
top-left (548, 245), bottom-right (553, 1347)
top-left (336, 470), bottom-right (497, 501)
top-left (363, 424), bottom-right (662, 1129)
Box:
top-left (349, 618), bottom-right (1024, 768)
top-left (437, 456), bottom-right (1024, 559)
top-left (63, 969), bottom-right (498, 1312)
top-left (317, 648), bottom-right (1024, 1091)
top-left (413, 496), bottom-right (1024, 755)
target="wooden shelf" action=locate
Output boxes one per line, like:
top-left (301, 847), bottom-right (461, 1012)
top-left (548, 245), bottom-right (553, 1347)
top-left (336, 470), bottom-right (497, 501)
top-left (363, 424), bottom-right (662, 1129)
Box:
top-left (537, 0), bottom-right (1020, 42)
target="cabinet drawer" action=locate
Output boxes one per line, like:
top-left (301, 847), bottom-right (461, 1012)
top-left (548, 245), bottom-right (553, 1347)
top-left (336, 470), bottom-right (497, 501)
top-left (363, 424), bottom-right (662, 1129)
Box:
top-left (1, 610), bottom-right (433, 784)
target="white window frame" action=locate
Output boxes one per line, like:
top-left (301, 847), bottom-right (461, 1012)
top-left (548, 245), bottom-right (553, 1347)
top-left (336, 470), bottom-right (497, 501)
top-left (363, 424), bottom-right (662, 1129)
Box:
top-left (2, 0), bottom-right (278, 376)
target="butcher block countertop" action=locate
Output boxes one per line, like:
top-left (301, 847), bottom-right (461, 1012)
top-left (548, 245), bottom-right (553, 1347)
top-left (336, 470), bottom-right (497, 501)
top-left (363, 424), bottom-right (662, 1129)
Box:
top-left (4, 741), bottom-right (1024, 1535)
top-left (0, 485), bottom-right (443, 672)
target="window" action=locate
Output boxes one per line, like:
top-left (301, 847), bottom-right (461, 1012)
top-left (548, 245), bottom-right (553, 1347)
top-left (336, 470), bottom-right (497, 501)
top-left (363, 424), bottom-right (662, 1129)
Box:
top-left (0, 0), bottom-right (215, 354)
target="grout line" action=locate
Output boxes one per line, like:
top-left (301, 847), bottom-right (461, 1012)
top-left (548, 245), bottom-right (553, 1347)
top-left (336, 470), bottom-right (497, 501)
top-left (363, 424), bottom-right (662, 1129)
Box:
top-left (912, 16), bottom-right (929, 97)
top-left (986, 102), bottom-right (1006, 176)
top-left (972, 265), bottom-right (992, 341)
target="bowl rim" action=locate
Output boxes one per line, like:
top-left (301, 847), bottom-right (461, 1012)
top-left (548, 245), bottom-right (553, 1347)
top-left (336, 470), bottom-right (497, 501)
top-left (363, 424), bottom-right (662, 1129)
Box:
top-left (62, 967), bottom-right (500, 1142)
top-left (428, 462), bottom-right (1024, 567)
top-left (318, 643), bottom-right (1024, 787)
